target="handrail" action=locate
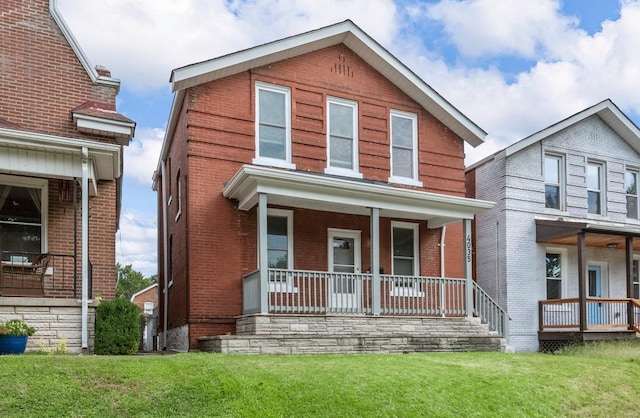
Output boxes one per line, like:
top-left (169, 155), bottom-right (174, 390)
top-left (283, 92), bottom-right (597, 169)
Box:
top-left (540, 297), bottom-right (638, 332)
top-left (631, 298), bottom-right (640, 333)
top-left (472, 281), bottom-right (509, 338)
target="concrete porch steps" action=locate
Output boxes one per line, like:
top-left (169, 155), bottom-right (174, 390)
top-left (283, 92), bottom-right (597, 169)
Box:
top-left (198, 315), bottom-right (505, 354)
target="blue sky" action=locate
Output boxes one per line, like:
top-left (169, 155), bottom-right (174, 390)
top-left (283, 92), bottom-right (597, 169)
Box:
top-left (58, 0), bottom-right (640, 277)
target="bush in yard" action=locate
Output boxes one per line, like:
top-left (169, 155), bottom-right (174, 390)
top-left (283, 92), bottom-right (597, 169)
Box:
top-left (95, 298), bottom-right (141, 355)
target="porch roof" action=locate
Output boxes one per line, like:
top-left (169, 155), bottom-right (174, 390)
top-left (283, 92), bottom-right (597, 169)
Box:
top-left (223, 165), bottom-right (495, 228)
top-left (535, 218), bottom-right (640, 251)
top-left (0, 127), bottom-right (121, 195)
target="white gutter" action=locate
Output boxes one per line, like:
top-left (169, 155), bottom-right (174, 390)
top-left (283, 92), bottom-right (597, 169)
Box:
top-left (81, 147), bottom-right (89, 349)
top-left (161, 160), bottom-right (169, 350)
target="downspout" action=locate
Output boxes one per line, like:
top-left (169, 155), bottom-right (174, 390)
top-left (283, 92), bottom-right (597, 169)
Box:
top-left (81, 147), bottom-right (89, 350)
top-left (161, 160), bottom-right (169, 350)
top-left (439, 225), bottom-right (447, 278)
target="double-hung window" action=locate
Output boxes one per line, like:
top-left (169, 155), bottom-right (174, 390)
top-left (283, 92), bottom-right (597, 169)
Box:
top-left (545, 252), bottom-right (563, 299)
top-left (265, 209), bottom-right (296, 292)
top-left (389, 110), bottom-right (421, 186)
top-left (391, 222), bottom-right (421, 296)
top-left (587, 162), bottom-right (604, 215)
top-left (325, 97), bottom-right (361, 178)
top-left (626, 169), bottom-right (639, 220)
top-left (0, 175), bottom-right (48, 261)
top-left (254, 82), bottom-right (294, 169)
top-left (544, 154), bottom-right (563, 210)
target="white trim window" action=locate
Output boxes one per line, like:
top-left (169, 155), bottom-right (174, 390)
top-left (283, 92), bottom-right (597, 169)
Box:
top-left (325, 97), bottom-right (361, 178)
top-left (544, 154), bottom-right (564, 210)
top-left (545, 251), bottom-right (564, 299)
top-left (391, 222), bottom-right (421, 296)
top-left (626, 169), bottom-right (639, 220)
top-left (389, 110), bottom-right (421, 186)
top-left (587, 161), bottom-right (604, 215)
top-left (253, 82), bottom-right (295, 169)
top-left (174, 170), bottom-right (182, 222)
top-left (0, 174), bottom-right (48, 261)
top-left (265, 209), bottom-right (296, 292)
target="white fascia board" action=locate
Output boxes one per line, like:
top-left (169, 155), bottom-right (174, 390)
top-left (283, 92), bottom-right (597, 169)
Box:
top-left (49, 0), bottom-right (120, 89)
top-left (224, 165), bottom-right (495, 220)
top-left (169, 20), bottom-right (486, 147)
top-left (501, 99), bottom-right (640, 158)
top-left (0, 127), bottom-right (121, 179)
top-left (154, 90), bottom-right (186, 180)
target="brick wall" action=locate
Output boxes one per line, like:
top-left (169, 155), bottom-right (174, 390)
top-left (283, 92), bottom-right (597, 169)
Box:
top-left (1, 1), bottom-right (125, 310)
top-left (161, 44), bottom-right (470, 349)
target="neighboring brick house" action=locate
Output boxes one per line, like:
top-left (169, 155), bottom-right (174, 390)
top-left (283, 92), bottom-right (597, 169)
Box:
top-left (131, 283), bottom-right (158, 314)
top-left (467, 100), bottom-right (640, 352)
top-left (154, 20), bottom-right (506, 353)
top-left (0, 0), bottom-right (134, 352)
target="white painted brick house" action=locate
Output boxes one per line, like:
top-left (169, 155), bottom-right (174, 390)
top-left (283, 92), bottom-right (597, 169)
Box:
top-left (467, 100), bottom-right (640, 352)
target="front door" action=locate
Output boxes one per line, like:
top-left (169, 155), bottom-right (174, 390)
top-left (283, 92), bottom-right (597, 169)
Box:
top-left (328, 229), bottom-right (361, 310)
top-left (588, 265), bottom-right (602, 325)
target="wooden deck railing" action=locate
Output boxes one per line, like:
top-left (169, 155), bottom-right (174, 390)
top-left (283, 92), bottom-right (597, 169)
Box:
top-left (539, 298), bottom-right (640, 332)
top-left (243, 268), bottom-right (509, 337)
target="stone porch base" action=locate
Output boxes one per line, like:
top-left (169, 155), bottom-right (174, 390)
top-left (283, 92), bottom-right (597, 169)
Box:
top-left (198, 314), bottom-right (505, 354)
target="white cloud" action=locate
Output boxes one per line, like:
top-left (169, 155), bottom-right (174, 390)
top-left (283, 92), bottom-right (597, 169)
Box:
top-left (124, 127), bottom-right (164, 187)
top-left (58, 0), bottom-right (398, 92)
top-left (116, 211), bottom-right (157, 277)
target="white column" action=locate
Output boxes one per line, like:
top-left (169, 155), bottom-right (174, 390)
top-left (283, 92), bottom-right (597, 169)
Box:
top-left (463, 219), bottom-right (473, 318)
top-left (161, 160), bottom-right (169, 350)
top-left (370, 207), bottom-right (380, 315)
top-left (81, 147), bottom-right (89, 349)
top-left (258, 193), bottom-right (269, 314)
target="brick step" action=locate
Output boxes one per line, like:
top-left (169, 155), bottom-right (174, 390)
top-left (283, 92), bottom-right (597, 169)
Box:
top-left (198, 333), bottom-right (505, 354)
top-left (237, 314), bottom-right (495, 337)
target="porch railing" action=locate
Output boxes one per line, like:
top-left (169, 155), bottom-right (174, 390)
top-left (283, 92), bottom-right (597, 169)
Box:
top-left (473, 282), bottom-right (509, 337)
top-left (539, 298), bottom-right (640, 332)
top-left (242, 268), bottom-right (508, 337)
top-left (0, 251), bottom-right (83, 298)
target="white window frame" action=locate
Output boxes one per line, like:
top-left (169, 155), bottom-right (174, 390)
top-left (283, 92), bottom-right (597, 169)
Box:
top-left (390, 221), bottom-right (422, 297)
top-left (544, 153), bottom-right (564, 211)
top-left (259, 208), bottom-right (297, 293)
top-left (626, 168), bottom-right (639, 220)
top-left (325, 96), bottom-right (362, 178)
top-left (388, 110), bottom-right (422, 187)
top-left (253, 82), bottom-right (295, 170)
top-left (0, 174), bottom-right (48, 254)
top-left (545, 248), bottom-right (566, 300)
top-left (587, 161), bottom-right (605, 215)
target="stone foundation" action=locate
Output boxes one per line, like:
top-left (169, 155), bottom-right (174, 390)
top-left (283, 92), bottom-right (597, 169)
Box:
top-left (0, 297), bottom-right (97, 354)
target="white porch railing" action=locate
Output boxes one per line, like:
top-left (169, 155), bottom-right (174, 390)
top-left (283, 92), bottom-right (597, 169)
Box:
top-left (242, 269), bottom-right (508, 337)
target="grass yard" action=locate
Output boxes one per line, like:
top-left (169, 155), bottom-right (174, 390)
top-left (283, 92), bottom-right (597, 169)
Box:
top-left (2, 342), bottom-right (640, 417)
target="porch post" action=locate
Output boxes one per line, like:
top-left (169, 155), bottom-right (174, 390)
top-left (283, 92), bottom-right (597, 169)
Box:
top-left (370, 207), bottom-right (380, 315)
top-left (463, 219), bottom-right (473, 318)
top-left (258, 193), bottom-right (269, 314)
top-left (577, 232), bottom-right (587, 332)
top-left (626, 236), bottom-right (634, 330)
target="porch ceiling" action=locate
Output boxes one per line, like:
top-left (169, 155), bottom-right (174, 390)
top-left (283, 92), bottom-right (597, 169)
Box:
top-left (223, 165), bottom-right (495, 228)
top-left (536, 218), bottom-right (640, 251)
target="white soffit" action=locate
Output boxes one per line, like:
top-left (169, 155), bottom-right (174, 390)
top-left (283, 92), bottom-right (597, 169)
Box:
top-left (223, 165), bottom-right (495, 226)
top-left (170, 20), bottom-right (486, 147)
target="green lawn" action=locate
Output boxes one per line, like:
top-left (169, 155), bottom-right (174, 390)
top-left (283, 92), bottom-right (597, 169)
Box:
top-left (2, 343), bottom-right (640, 417)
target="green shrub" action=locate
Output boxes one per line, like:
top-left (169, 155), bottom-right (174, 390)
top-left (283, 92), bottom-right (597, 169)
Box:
top-left (94, 298), bottom-right (141, 355)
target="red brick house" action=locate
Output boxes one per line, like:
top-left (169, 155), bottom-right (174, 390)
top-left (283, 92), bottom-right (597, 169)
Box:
top-left (154, 20), bottom-right (505, 353)
top-left (0, 0), bottom-right (134, 352)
